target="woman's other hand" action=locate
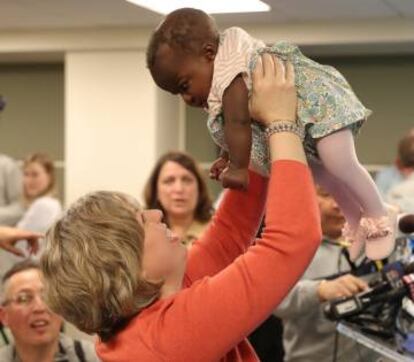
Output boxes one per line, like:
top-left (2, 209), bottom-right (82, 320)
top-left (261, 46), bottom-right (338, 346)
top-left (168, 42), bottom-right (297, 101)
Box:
top-left (0, 226), bottom-right (41, 256)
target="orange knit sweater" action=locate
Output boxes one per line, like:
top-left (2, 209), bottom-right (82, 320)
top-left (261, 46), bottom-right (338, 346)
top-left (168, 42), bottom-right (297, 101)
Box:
top-left (96, 160), bottom-right (321, 362)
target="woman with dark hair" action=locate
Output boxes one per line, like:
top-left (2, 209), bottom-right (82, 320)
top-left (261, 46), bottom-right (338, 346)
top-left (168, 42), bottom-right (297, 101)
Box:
top-left (144, 151), bottom-right (213, 246)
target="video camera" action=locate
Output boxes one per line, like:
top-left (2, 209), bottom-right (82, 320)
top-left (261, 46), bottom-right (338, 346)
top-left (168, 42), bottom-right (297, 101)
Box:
top-left (324, 261), bottom-right (414, 322)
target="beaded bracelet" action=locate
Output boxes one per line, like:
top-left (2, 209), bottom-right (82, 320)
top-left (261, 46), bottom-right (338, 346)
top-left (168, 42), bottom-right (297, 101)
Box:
top-left (265, 120), bottom-right (305, 141)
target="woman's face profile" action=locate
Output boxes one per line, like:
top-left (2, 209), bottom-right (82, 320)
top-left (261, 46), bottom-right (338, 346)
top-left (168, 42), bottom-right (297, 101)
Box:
top-left (138, 209), bottom-right (187, 283)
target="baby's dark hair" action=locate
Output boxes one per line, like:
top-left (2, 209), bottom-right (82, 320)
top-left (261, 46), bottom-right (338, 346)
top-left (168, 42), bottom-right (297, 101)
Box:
top-left (146, 8), bottom-right (219, 70)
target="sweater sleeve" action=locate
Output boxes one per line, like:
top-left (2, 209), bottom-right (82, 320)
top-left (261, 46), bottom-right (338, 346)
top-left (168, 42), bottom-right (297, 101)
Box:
top-left (159, 160), bottom-right (322, 361)
top-left (5, 159), bottom-right (22, 206)
top-left (0, 159), bottom-right (23, 226)
top-left (0, 202), bottom-right (24, 226)
top-left (185, 170), bottom-right (268, 282)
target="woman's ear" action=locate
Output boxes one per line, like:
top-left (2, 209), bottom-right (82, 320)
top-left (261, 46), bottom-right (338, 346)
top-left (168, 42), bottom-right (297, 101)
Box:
top-left (0, 306), bottom-right (9, 327)
top-left (136, 212), bottom-right (144, 226)
top-left (203, 43), bottom-right (217, 61)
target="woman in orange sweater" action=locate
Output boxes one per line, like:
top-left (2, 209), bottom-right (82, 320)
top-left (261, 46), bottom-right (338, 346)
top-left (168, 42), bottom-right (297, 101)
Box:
top-left (41, 54), bottom-right (321, 362)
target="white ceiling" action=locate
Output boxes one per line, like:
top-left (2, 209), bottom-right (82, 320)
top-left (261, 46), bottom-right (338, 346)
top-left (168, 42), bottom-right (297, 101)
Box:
top-left (0, 0), bottom-right (412, 30)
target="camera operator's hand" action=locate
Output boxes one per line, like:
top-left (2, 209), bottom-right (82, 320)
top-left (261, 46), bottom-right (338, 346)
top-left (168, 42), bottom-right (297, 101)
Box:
top-left (317, 274), bottom-right (368, 302)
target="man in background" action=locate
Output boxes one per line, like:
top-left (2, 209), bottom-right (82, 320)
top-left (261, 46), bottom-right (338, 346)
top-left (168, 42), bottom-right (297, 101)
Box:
top-left (385, 129), bottom-right (414, 213)
top-left (273, 186), bottom-right (378, 362)
top-left (0, 260), bottom-right (99, 361)
top-left (375, 128), bottom-right (414, 199)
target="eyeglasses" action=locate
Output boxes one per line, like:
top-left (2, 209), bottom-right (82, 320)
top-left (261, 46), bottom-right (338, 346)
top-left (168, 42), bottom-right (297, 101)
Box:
top-left (2, 291), bottom-right (46, 307)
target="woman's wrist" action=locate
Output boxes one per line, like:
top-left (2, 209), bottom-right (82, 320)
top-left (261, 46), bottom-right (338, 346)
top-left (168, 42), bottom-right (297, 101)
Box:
top-left (268, 132), bottom-right (307, 164)
top-left (317, 280), bottom-right (328, 302)
top-left (265, 121), bottom-right (304, 141)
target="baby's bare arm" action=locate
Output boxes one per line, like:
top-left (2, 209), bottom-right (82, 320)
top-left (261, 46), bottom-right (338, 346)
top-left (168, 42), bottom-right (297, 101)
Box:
top-left (222, 75), bottom-right (251, 170)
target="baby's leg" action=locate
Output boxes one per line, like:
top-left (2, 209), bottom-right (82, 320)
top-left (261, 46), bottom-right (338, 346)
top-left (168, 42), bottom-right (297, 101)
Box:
top-left (316, 129), bottom-right (395, 260)
top-left (315, 129), bottom-right (386, 218)
top-left (310, 157), bottom-right (365, 260)
top-left (309, 158), bottom-right (362, 229)
top-left (222, 118), bottom-right (252, 189)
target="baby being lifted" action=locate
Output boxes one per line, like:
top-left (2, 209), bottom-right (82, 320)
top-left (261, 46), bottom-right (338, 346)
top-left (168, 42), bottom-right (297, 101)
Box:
top-left (146, 8), bottom-right (397, 261)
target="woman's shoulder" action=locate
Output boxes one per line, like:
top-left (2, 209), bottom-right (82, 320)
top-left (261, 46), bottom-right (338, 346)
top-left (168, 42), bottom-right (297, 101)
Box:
top-left (188, 220), bottom-right (209, 236)
top-left (184, 220), bottom-right (210, 246)
top-left (17, 196), bottom-right (62, 230)
top-left (29, 196), bottom-right (62, 212)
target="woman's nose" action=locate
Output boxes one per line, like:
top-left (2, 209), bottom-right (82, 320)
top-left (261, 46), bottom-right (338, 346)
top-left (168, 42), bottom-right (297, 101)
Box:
top-left (171, 180), bottom-right (184, 192)
top-left (143, 209), bottom-right (163, 222)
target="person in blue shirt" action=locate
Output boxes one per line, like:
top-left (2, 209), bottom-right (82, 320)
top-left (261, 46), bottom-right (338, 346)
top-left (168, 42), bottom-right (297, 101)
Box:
top-left (375, 128), bottom-right (414, 197)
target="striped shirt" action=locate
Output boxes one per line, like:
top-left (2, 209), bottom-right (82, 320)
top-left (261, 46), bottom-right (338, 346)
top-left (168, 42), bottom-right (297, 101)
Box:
top-left (207, 27), bottom-right (264, 119)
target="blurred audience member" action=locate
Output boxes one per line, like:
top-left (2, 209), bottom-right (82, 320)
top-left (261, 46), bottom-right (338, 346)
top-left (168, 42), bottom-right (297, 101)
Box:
top-left (144, 151), bottom-right (213, 247)
top-left (0, 153), bottom-right (61, 279)
top-left (375, 128), bottom-right (414, 197)
top-left (0, 227), bottom-right (40, 257)
top-left (0, 260), bottom-right (99, 361)
top-left (0, 97), bottom-right (24, 226)
top-left (386, 130), bottom-right (414, 213)
top-left (0, 154), bottom-right (24, 226)
top-left (19, 153), bottom-right (61, 235)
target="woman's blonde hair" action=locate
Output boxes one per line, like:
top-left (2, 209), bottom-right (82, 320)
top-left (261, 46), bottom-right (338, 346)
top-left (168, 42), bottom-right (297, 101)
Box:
top-left (41, 191), bottom-right (162, 341)
top-left (23, 153), bottom-right (56, 203)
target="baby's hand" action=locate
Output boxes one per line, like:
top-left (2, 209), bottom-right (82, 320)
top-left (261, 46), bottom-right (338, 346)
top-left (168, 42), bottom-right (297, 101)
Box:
top-left (221, 165), bottom-right (249, 190)
top-left (209, 157), bottom-right (229, 180)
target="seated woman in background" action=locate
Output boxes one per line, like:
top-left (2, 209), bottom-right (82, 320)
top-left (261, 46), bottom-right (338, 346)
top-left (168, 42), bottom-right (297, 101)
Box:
top-left (19, 153), bottom-right (62, 240)
top-left (0, 153), bottom-right (62, 277)
top-left (144, 151), bottom-right (213, 247)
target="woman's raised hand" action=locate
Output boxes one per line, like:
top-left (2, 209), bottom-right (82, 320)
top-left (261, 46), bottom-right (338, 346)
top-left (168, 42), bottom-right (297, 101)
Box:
top-left (249, 54), bottom-right (297, 126)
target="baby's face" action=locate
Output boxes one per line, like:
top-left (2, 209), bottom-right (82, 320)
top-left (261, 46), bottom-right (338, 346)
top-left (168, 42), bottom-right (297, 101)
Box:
top-left (151, 44), bottom-right (214, 108)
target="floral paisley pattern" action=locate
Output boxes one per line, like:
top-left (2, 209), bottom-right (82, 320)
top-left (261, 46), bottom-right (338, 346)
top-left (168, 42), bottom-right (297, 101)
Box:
top-left (207, 33), bottom-right (371, 173)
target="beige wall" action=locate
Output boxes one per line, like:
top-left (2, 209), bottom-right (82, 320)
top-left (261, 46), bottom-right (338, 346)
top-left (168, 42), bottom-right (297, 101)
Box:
top-left (325, 56), bottom-right (414, 165)
top-left (2, 55), bottom-right (411, 203)
top-left (65, 50), bottom-right (162, 205)
top-left (0, 18), bottom-right (412, 53)
top-left (0, 24), bottom-right (413, 203)
top-left (155, 88), bottom-right (182, 158)
top-left (0, 64), bottom-right (63, 159)
top-left (0, 63), bottom-right (64, 200)
top-left (0, 53), bottom-right (183, 207)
